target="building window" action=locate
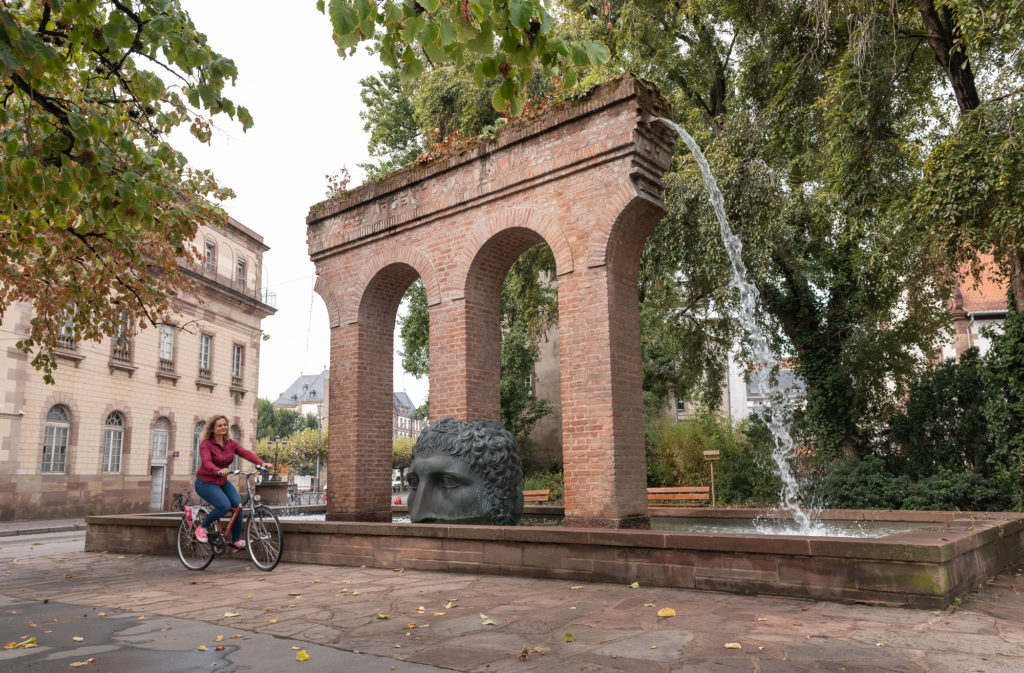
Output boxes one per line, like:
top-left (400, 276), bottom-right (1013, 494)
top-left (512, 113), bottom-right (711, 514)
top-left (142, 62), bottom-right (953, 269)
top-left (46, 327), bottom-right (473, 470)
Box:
top-left (43, 405), bottom-right (71, 473)
top-left (204, 240), bottom-right (216, 271)
top-left (111, 310), bottom-right (132, 363)
top-left (192, 421), bottom-right (205, 473)
top-left (102, 412), bottom-right (125, 473)
top-left (57, 305), bottom-right (77, 351)
top-left (236, 257), bottom-right (246, 285)
top-left (231, 344), bottom-right (244, 387)
top-left (159, 324), bottom-right (176, 373)
top-left (151, 417), bottom-right (170, 463)
top-left (199, 334), bottom-right (212, 380)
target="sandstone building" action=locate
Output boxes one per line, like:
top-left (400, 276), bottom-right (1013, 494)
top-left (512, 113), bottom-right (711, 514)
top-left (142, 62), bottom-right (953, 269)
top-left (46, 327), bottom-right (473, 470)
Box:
top-left (0, 217), bottom-right (275, 520)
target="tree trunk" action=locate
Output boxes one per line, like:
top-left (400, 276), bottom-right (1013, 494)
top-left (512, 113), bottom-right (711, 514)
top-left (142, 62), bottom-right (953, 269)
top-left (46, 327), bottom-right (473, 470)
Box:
top-left (1009, 248), bottom-right (1024, 313)
top-left (915, 0), bottom-right (981, 113)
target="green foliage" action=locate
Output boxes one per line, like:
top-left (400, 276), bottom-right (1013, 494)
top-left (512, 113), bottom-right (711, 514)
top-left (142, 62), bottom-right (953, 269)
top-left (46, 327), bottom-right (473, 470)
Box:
top-left (648, 413), bottom-right (782, 505)
top-left (814, 456), bottom-right (1021, 512)
top-left (981, 310), bottom-right (1024, 494)
top-left (322, 0), bottom-right (610, 115)
top-left (888, 350), bottom-right (992, 477)
top-left (253, 427), bottom-right (326, 475)
top-left (522, 470), bottom-right (562, 502)
top-left (393, 436), bottom-right (414, 473)
top-left (716, 419), bottom-right (784, 506)
top-left (0, 1), bottom-right (252, 381)
top-left (256, 398), bottom-right (317, 441)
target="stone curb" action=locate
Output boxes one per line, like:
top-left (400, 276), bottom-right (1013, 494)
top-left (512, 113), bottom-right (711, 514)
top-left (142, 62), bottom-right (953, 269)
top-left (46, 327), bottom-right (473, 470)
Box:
top-left (0, 523), bottom-right (86, 538)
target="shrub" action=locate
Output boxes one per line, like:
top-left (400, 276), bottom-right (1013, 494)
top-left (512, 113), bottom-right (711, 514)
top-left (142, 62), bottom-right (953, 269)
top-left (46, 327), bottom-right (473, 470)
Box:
top-left (522, 471), bottom-right (563, 502)
top-left (812, 456), bottom-right (912, 510)
top-left (716, 419), bottom-right (784, 505)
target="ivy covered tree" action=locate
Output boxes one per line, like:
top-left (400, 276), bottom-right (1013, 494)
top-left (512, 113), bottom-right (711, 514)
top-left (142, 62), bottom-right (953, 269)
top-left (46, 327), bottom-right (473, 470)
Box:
top-left (1, 0), bottom-right (252, 381)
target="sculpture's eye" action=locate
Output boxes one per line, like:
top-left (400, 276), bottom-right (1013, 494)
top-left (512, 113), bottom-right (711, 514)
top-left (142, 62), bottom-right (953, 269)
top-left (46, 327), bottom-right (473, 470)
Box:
top-left (440, 474), bottom-right (464, 489)
top-left (406, 473), bottom-right (419, 489)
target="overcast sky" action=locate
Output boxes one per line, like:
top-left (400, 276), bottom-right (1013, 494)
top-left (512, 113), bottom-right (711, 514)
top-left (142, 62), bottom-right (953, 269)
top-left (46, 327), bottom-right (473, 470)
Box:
top-left (170, 1), bottom-right (428, 408)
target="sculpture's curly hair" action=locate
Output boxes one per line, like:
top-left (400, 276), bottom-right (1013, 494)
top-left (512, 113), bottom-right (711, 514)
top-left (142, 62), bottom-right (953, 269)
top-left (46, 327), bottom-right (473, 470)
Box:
top-left (412, 417), bottom-right (524, 525)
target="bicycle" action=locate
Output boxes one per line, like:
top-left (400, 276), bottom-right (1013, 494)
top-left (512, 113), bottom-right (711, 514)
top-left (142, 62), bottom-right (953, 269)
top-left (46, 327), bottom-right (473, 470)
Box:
top-left (176, 470), bottom-right (284, 572)
top-left (170, 489), bottom-right (197, 512)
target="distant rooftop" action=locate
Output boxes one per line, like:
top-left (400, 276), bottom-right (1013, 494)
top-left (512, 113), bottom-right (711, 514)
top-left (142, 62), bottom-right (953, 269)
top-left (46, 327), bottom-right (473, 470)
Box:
top-left (273, 369), bottom-right (328, 407)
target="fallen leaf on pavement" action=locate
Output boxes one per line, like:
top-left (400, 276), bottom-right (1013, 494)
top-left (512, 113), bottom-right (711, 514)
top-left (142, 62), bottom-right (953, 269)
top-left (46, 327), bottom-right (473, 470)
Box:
top-left (232, 635), bottom-right (243, 638)
top-left (296, 650), bottom-right (310, 661)
top-left (757, 617), bottom-right (768, 621)
top-left (97, 612), bottom-right (106, 617)
top-left (434, 612), bottom-right (445, 616)
top-left (223, 612), bottom-right (240, 618)
top-left (443, 600), bottom-right (456, 609)
top-left (72, 636), bottom-right (84, 642)
top-left (519, 646), bottom-right (530, 660)
top-left (376, 614), bottom-right (390, 620)
top-left (268, 619), bottom-right (278, 624)
top-left (628, 581), bottom-right (639, 589)
top-left (215, 646), bottom-right (225, 651)
top-left (482, 619), bottom-right (496, 626)
top-left (351, 591), bottom-right (361, 596)
top-left (644, 603), bottom-right (656, 607)
top-left (569, 586), bottom-right (583, 590)
top-left (724, 642), bottom-right (741, 649)
top-left (393, 568), bottom-right (404, 572)
top-left (68, 659), bottom-right (95, 667)
top-left (65, 574), bottom-right (73, 579)
top-left (197, 645), bottom-right (208, 651)
top-left (657, 608), bottom-right (676, 618)
top-left (245, 595), bottom-right (252, 600)
top-left (138, 616), bottom-right (146, 620)
top-left (876, 643), bottom-right (885, 647)
top-left (562, 633), bottom-right (576, 642)
top-left (288, 592), bottom-right (301, 597)
top-left (215, 635), bottom-right (223, 642)
top-left (416, 606), bottom-right (425, 613)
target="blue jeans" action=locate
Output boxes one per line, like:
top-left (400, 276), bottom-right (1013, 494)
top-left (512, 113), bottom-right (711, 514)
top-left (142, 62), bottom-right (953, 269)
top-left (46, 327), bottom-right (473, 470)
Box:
top-left (195, 478), bottom-right (242, 542)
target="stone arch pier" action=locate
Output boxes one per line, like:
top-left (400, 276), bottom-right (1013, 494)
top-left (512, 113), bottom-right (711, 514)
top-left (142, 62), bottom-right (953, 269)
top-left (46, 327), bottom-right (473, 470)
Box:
top-left (307, 76), bottom-right (675, 528)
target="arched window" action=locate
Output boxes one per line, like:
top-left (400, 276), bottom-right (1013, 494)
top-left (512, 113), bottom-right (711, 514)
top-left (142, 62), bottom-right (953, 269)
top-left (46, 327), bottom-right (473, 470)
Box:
top-left (192, 421), bottom-right (205, 473)
top-left (42, 405), bottom-right (70, 473)
top-left (102, 412), bottom-right (125, 472)
top-left (152, 418), bottom-right (170, 462)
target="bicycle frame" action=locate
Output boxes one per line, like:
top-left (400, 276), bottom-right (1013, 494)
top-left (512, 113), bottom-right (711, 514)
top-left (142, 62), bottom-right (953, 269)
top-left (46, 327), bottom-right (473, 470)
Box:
top-left (205, 470), bottom-right (260, 553)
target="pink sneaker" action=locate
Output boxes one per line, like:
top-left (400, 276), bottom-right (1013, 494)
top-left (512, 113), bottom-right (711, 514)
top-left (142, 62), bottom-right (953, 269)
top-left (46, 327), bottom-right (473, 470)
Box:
top-left (183, 506), bottom-right (193, 528)
top-left (230, 540), bottom-right (246, 552)
top-left (194, 525), bottom-right (208, 543)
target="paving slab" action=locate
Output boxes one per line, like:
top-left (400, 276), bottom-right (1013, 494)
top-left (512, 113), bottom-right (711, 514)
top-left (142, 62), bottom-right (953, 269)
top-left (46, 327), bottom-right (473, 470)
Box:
top-left (1, 535), bottom-right (1022, 672)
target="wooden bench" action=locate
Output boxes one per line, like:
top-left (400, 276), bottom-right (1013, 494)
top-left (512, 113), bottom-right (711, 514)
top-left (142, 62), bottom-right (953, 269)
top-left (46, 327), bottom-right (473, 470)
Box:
top-left (523, 489), bottom-right (551, 503)
top-left (647, 486), bottom-right (711, 507)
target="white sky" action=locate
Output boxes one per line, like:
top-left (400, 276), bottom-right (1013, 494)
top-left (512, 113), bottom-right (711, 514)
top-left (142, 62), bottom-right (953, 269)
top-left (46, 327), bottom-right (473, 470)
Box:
top-left (170, 1), bottom-right (428, 408)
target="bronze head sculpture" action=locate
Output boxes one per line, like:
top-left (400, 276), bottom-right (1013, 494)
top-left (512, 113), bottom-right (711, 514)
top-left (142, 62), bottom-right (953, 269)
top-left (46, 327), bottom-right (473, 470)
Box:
top-left (406, 417), bottom-right (523, 525)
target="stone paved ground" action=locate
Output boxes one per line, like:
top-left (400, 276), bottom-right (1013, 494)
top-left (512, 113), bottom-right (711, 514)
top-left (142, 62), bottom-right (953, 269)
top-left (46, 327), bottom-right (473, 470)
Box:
top-left (2, 534), bottom-right (1023, 672)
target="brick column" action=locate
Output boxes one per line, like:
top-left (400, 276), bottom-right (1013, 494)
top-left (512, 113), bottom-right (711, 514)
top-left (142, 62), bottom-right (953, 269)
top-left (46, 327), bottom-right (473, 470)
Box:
top-left (558, 264), bottom-right (649, 528)
top-left (325, 319), bottom-right (394, 522)
top-left (428, 298), bottom-right (501, 424)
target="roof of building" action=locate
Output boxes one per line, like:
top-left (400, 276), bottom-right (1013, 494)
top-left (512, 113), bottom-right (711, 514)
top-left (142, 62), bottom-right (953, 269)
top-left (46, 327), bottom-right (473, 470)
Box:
top-left (393, 391), bottom-right (416, 416)
top-left (273, 369), bottom-right (329, 407)
top-left (958, 255), bottom-right (1009, 314)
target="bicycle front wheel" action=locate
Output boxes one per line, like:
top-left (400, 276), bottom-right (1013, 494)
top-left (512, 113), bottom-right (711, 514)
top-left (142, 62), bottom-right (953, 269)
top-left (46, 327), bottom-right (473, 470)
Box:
top-left (177, 506), bottom-right (213, 571)
top-left (246, 505), bottom-right (283, 571)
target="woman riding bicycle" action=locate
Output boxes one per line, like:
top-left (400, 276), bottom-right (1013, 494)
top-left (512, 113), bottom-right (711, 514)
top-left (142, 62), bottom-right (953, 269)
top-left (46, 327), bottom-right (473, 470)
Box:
top-left (189, 415), bottom-right (271, 550)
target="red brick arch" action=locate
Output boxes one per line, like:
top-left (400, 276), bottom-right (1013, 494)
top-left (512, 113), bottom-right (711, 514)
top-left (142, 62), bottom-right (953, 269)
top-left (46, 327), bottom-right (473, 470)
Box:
top-left (307, 76), bottom-right (675, 527)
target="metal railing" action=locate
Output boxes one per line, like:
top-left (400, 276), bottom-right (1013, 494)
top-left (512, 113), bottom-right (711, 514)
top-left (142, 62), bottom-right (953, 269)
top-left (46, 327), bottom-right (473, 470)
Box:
top-left (198, 367), bottom-right (211, 380)
top-left (159, 358), bottom-right (176, 373)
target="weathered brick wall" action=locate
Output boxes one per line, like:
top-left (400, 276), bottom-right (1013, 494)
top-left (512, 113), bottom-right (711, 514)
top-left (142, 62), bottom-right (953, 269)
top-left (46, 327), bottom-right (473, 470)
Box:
top-left (309, 76), bottom-right (675, 527)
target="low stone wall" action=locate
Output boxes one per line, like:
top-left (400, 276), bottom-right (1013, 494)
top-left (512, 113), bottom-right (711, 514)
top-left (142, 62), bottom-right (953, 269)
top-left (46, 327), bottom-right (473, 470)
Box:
top-left (85, 509), bottom-right (1024, 609)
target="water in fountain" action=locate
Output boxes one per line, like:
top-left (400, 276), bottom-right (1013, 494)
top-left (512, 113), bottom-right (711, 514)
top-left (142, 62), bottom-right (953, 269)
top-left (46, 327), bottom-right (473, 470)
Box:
top-left (658, 117), bottom-right (822, 535)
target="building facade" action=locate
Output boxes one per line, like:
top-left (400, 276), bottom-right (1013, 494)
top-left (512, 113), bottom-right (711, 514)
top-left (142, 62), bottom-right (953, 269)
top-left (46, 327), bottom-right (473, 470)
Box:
top-left (0, 217), bottom-right (275, 520)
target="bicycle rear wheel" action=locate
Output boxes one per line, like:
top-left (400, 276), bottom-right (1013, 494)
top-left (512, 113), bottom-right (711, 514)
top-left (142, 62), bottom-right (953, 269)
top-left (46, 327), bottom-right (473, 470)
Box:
top-left (177, 506), bottom-right (213, 571)
top-left (245, 505), bottom-right (283, 571)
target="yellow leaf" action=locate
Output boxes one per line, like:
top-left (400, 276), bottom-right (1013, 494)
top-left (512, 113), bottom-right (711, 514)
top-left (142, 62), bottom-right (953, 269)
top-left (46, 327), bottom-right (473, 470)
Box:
top-left (223, 612), bottom-right (240, 618)
top-left (138, 616), bottom-right (146, 620)
top-left (72, 636), bottom-right (84, 642)
top-left (65, 574), bottom-right (73, 578)
top-left (215, 635), bottom-right (223, 642)
top-left (482, 619), bottom-right (496, 626)
top-left (351, 591), bottom-right (361, 596)
top-left (97, 612), bottom-right (106, 617)
top-left (268, 619), bottom-right (278, 624)
top-left (443, 601), bottom-right (455, 609)
top-left (628, 581), bottom-right (639, 589)
top-left (569, 586), bottom-right (583, 590)
top-left (197, 645), bottom-right (208, 651)
top-left (657, 608), bottom-right (676, 618)
top-left (644, 603), bottom-right (656, 607)
top-left (288, 592), bottom-right (302, 597)
top-left (757, 617), bottom-right (768, 621)
top-left (479, 613), bottom-right (488, 619)
top-left (416, 606), bottom-right (425, 613)
top-left (232, 635), bottom-right (243, 638)
top-left (376, 614), bottom-right (389, 620)
top-left (434, 612), bottom-right (445, 616)
top-left (9, 637), bottom-right (36, 648)
top-left (724, 642), bottom-right (742, 649)
top-left (296, 650), bottom-right (310, 661)
top-left (245, 594), bottom-right (252, 600)
top-left (876, 643), bottom-right (885, 647)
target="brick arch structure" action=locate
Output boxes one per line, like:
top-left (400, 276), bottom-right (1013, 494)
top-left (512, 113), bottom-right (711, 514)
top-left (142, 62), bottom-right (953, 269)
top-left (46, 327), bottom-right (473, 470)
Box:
top-left (307, 76), bottom-right (676, 526)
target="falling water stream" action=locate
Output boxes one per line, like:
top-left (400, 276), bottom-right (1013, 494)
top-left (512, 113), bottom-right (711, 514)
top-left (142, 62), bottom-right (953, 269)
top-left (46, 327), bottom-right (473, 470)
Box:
top-left (658, 118), bottom-right (821, 535)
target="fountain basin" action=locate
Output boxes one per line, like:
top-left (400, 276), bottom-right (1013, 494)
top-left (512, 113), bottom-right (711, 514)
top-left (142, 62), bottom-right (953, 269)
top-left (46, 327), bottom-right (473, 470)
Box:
top-left (85, 508), bottom-right (1024, 608)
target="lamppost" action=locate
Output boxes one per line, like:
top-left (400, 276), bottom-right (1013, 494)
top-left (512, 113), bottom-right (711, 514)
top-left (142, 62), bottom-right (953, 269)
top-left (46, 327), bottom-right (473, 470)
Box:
top-left (272, 436), bottom-right (282, 480)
